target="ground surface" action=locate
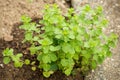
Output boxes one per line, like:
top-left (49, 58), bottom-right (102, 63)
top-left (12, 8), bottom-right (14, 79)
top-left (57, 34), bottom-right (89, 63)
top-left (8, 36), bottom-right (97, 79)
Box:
top-left (0, 0), bottom-right (69, 41)
top-left (0, 0), bottom-right (120, 80)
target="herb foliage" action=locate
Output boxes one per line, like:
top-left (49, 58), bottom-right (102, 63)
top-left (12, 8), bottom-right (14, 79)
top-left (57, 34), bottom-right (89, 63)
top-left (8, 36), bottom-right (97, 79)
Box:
top-left (2, 4), bottom-right (117, 77)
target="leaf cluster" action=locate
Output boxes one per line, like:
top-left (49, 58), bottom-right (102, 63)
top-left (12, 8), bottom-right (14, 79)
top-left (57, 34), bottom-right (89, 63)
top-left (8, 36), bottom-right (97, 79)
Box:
top-left (2, 4), bottom-right (118, 78)
top-left (3, 48), bottom-right (23, 67)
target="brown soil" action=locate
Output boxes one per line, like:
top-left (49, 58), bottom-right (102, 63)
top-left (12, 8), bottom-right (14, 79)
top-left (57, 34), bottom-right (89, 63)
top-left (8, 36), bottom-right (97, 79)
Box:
top-left (0, 0), bottom-right (69, 41)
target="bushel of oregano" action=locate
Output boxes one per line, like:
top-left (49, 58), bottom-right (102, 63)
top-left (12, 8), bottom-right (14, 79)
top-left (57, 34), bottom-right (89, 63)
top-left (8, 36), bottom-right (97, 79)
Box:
top-left (2, 4), bottom-right (118, 78)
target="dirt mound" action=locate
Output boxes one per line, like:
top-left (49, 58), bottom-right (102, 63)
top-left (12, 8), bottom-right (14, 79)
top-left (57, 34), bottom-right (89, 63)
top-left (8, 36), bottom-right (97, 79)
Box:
top-left (0, 0), bottom-right (69, 41)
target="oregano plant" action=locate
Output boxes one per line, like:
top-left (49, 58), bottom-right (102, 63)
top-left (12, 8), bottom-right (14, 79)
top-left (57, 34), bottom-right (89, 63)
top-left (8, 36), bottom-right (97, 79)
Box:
top-left (2, 4), bottom-right (117, 78)
top-left (3, 48), bottom-right (23, 67)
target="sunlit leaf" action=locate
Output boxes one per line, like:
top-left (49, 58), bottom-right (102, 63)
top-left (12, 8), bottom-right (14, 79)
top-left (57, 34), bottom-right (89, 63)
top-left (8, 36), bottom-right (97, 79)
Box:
top-left (3, 57), bottom-right (11, 64)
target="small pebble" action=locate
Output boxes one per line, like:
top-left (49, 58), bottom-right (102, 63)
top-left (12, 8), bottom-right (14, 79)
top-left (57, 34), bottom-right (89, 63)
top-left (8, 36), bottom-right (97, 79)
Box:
top-left (100, 1), bottom-right (103, 3)
top-left (111, 58), bottom-right (114, 61)
top-left (0, 64), bottom-right (4, 68)
top-left (117, 25), bottom-right (120, 28)
top-left (92, 70), bottom-right (95, 72)
top-left (115, 4), bottom-right (119, 7)
top-left (110, 29), bottom-right (114, 32)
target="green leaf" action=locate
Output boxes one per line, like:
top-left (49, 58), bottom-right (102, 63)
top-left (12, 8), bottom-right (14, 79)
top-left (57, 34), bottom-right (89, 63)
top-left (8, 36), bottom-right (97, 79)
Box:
top-left (83, 4), bottom-right (91, 12)
top-left (54, 28), bottom-right (62, 34)
top-left (33, 36), bottom-right (39, 41)
top-left (95, 6), bottom-right (103, 14)
top-left (38, 38), bottom-right (53, 46)
top-left (76, 34), bottom-right (82, 41)
top-left (61, 59), bottom-right (68, 67)
top-left (43, 71), bottom-right (51, 78)
top-left (42, 55), bottom-right (51, 63)
top-left (24, 59), bottom-right (30, 65)
top-left (108, 41), bottom-right (116, 47)
top-left (82, 53), bottom-right (91, 59)
top-left (49, 46), bottom-right (60, 51)
top-left (55, 34), bottom-right (62, 39)
top-left (61, 58), bottom-right (74, 67)
top-left (31, 61), bottom-right (36, 65)
top-left (71, 41), bottom-right (81, 53)
top-left (106, 50), bottom-right (112, 57)
top-left (3, 57), bottom-right (11, 64)
top-left (64, 68), bottom-right (72, 76)
top-left (50, 63), bottom-right (58, 71)
top-left (37, 54), bottom-right (43, 61)
top-left (11, 56), bottom-right (18, 62)
top-left (62, 43), bottom-right (75, 54)
top-left (109, 33), bottom-right (118, 40)
top-left (21, 15), bottom-right (31, 23)
top-left (75, 46), bottom-right (81, 53)
top-left (91, 60), bottom-right (97, 69)
top-left (29, 46), bottom-right (41, 55)
top-left (31, 66), bottom-right (36, 71)
top-left (93, 55), bottom-right (98, 61)
top-left (81, 57), bottom-right (89, 65)
top-left (43, 64), bottom-right (50, 71)
top-left (27, 0), bottom-right (33, 3)
top-left (19, 24), bottom-right (32, 31)
top-left (43, 46), bottom-right (50, 53)
top-left (11, 53), bottom-right (23, 62)
top-left (49, 53), bottom-right (57, 62)
top-left (3, 48), bottom-right (13, 56)
top-left (29, 23), bottom-right (37, 31)
top-left (16, 53), bottom-right (23, 58)
top-left (81, 50), bottom-right (91, 59)
top-left (84, 42), bottom-right (89, 48)
top-left (14, 61), bottom-right (23, 68)
top-left (97, 56), bottom-right (104, 64)
top-left (25, 32), bottom-right (33, 41)
top-left (69, 32), bottom-right (75, 39)
top-left (84, 39), bottom-right (100, 48)
top-left (49, 46), bottom-right (56, 51)
top-left (73, 53), bottom-right (79, 60)
top-left (66, 53), bottom-right (74, 58)
top-left (67, 8), bottom-right (74, 18)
